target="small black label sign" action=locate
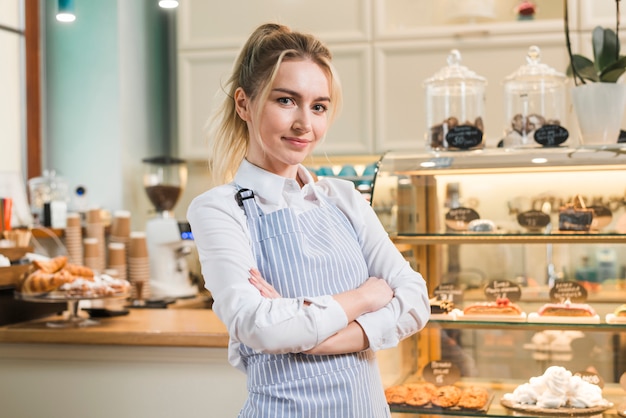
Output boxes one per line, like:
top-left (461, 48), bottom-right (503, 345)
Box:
top-left (446, 126), bottom-right (483, 149)
top-left (422, 360), bottom-right (461, 386)
top-left (549, 280), bottom-right (588, 303)
top-left (433, 283), bottom-right (464, 304)
top-left (445, 207), bottom-right (480, 231)
top-left (517, 210), bottom-right (551, 230)
top-left (534, 125), bottom-right (569, 147)
top-left (484, 280), bottom-right (522, 302)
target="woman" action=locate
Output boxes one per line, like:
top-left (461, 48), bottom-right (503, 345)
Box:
top-left (187, 23), bottom-right (429, 417)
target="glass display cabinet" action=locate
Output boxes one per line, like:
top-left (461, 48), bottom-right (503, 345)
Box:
top-left (371, 145), bottom-right (626, 417)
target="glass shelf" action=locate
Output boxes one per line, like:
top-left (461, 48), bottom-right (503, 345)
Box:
top-left (393, 232), bottom-right (626, 245)
top-left (429, 318), bottom-right (626, 331)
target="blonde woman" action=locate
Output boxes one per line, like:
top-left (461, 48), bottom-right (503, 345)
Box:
top-left (187, 23), bottom-right (429, 417)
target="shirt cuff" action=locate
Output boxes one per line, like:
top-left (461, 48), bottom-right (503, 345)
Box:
top-left (303, 295), bottom-right (349, 342)
top-left (356, 308), bottom-right (398, 351)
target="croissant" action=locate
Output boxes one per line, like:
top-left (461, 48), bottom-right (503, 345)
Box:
top-left (64, 263), bottom-right (95, 279)
top-left (33, 255), bottom-right (68, 274)
top-left (21, 269), bottom-right (74, 294)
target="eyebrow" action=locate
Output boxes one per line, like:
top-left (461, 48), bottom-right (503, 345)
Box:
top-left (272, 87), bottom-right (331, 103)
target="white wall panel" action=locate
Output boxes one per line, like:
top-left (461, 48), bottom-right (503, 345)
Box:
top-left (178, 0), bottom-right (371, 50)
top-left (0, 0), bottom-right (21, 29)
top-left (578, 0), bottom-right (625, 30)
top-left (0, 30), bottom-right (22, 174)
top-left (177, 50), bottom-right (237, 159)
top-left (315, 45), bottom-right (374, 155)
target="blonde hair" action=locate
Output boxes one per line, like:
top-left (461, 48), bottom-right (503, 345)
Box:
top-left (205, 23), bottom-right (342, 187)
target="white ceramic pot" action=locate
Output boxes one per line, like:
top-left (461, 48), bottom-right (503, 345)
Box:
top-left (571, 82), bottom-right (626, 146)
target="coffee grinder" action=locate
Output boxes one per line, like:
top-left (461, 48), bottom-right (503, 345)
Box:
top-left (143, 156), bottom-right (197, 300)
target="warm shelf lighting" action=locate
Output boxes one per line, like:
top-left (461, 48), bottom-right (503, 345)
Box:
top-left (56, 0), bottom-right (76, 22)
top-left (158, 0), bottom-right (179, 8)
top-left (531, 157), bottom-right (548, 164)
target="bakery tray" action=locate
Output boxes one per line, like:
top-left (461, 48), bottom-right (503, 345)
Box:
top-left (390, 394), bottom-right (493, 415)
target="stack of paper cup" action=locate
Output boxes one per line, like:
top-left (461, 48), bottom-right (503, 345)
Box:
top-left (83, 237), bottom-right (101, 273)
top-left (65, 212), bottom-right (83, 265)
top-left (85, 208), bottom-right (106, 272)
top-left (109, 210), bottom-right (131, 279)
top-left (128, 231), bottom-right (151, 300)
top-left (107, 242), bottom-right (127, 281)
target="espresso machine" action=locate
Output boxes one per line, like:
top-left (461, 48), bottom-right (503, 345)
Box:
top-left (143, 156), bottom-right (197, 300)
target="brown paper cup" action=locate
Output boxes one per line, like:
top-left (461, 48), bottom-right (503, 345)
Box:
top-left (66, 212), bottom-right (81, 228)
top-left (129, 231), bottom-right (148, 258)
top-left (111, 210), bottom-right (131, 238)
top-left (108, 242), bottom-right (126, 266)
top-left (83, 237), bottom-right (100, 258)
top-left (86, 208), bottom-right (102, 224)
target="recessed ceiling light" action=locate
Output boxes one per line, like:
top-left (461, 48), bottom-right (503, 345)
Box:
top-left (159, 0), bottom-right (179, 8)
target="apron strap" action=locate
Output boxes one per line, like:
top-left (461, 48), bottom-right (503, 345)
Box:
top-left (235, 187), bottom-right (262, 219)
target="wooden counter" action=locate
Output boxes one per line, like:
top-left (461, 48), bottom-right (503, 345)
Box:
top-left (0, 309), bottom-right (247, 418)
top-left (0, 308), bottom-right (229, 347)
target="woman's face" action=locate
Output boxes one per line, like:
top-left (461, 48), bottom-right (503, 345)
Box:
top-left (236, 59), bottom-right (331, 178)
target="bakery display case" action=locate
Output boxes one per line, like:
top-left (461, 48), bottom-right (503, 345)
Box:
top-left (371, 145), bottom-right (626, 417)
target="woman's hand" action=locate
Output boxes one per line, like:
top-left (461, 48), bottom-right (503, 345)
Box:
top-left (249, 268), bottom-right (281, 298)
top-left (357, 277), bottom-right (394, 313)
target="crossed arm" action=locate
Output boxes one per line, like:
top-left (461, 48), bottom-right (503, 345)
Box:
top-left (248, 268), bottom-right (394, 355)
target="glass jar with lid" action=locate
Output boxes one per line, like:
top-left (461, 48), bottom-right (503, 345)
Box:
top-left (424, 49), bottom-right (487, 151)
top-left (502, 45), bottom-right (569, 148)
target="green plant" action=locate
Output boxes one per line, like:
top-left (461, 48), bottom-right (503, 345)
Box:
top-left (565, 0), bottom-right (626, 84)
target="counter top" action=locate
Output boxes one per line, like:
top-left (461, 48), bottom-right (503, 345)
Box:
top-left (0, 309), bottom-right (230, 348)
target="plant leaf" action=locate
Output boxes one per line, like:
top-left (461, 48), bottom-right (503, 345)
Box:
top-left (599, 56), bottom-right (626, 82)
top-left (570, 54), bottom-right (599, 82)
top-left (593, 26), bottom-right (620, 72)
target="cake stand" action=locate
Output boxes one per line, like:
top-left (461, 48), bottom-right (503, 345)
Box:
top-left (15, 291), bottom-right (129, 328)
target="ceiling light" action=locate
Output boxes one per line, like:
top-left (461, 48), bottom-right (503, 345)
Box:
top-left (56, 0), bottom-right (76, 22)
top-left (159, 0), bottom-right (179, 8)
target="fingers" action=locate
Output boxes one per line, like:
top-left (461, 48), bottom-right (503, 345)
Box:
top-left (249, 268), bottom-right (281, 299)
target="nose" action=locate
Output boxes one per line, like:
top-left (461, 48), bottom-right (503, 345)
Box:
top-left (292, 109), bottom-right (312, 133)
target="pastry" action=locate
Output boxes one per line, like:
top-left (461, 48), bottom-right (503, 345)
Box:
top-left (33, 255), bottom-right (67, 273)
top-left (502, 366), bottom-right (610, 409)
top-left (613, 304), bottom-right (626, 317)
top-left (64, 263), bottom-right (95, 279)
top-left (463, 297), bottom-right (522, 316)
top-left (538, 301), bottom-right (596, 317)
top-left (457, 386), bottom-right (489, 409)
top-left (431, 385), bottom-right (462, 408)
top-left (558, 195), bottom-right (593, 232)
top-left (405, 382), bottom-right (437, 406)
top-left (430, 298), bottom-right (455, 315)
top-left (21, 269), bottom-right (74, 294)
top-left (384, 384), bottom-right (410, 404)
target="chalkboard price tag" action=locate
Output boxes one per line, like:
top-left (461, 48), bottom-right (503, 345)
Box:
top-left (517, 210), bottom-right (551, 231)
top-left (534, 125), bottom-right (569, 147)
top-left (433, 283), bottom-right (464, 304)
top-left (422, 360), bottom-right (461, 386)
top-left (445, 207), bottom-right (480, 231)
top-left (484, 280), bottom-right (522, 302)
top-left (446, 126), bottom-right (483, 149)
top-left (549, 280), bottom-right (588, 303)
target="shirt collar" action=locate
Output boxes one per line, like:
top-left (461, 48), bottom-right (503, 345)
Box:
top-left (234, 159), bottom-right (315, 206)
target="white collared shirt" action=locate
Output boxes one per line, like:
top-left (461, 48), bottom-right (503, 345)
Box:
top-left (187, 159), bottom-right (429, 371)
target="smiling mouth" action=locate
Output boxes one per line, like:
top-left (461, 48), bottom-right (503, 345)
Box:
top-left (283, 137), bottom-right (311, 145)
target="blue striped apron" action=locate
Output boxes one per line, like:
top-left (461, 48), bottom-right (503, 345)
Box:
top-left (236, 188), bottom-right (391, 418)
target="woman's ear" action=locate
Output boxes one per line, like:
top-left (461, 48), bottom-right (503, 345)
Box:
top-left (234, 87), bottom-right (250, 121)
